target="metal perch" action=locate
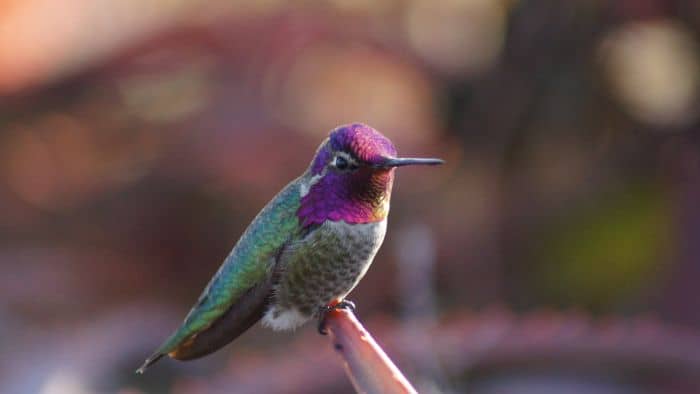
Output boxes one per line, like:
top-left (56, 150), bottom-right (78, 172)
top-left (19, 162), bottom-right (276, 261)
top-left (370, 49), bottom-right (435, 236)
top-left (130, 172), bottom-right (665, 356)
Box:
top-left (323, 307), bottom-right (418, 394)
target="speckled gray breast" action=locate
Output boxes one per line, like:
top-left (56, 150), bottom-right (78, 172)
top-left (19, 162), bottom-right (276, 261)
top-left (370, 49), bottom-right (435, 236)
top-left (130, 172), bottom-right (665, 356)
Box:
top-left (272, 219), bottom-right (387, 317)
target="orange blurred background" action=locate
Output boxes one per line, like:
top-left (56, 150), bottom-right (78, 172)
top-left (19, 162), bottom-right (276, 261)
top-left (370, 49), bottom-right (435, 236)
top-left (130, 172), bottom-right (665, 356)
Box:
top-left (2, 1), bottom-right (700, 393)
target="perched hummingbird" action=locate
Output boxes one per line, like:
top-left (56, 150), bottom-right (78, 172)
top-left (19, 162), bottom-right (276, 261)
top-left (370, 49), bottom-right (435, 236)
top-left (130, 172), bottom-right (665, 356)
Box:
top-left (137, 123), bottom-right (443, 373)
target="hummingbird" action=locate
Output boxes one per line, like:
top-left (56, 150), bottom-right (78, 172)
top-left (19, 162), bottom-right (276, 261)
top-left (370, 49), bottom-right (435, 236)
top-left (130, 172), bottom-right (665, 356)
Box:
top-left (136, 123), bottom-right (443, 373)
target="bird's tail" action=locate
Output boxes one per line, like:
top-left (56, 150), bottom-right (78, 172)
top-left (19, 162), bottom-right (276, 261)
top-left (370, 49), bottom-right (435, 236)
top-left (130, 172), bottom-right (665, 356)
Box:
top-left (136, 352), bottom-right (165, 374)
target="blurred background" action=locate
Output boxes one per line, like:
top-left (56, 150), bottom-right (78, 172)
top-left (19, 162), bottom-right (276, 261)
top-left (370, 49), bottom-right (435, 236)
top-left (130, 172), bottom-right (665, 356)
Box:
top-left (2, 1), bottom-right (700, 393)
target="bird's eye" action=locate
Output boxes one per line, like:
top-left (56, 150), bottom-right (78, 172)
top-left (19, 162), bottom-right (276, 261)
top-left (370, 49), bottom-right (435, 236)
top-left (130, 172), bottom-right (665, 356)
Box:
top-left (334, 156), bottom-right (349, 170)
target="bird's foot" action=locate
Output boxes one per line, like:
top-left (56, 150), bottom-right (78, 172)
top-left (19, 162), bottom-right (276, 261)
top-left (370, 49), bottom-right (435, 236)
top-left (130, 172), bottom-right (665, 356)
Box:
top-left (317, 299), bottom-right (356, 335)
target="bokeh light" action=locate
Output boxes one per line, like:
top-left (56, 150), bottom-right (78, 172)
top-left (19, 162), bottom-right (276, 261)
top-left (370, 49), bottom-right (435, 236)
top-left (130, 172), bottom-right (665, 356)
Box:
top-left (600, 19), bottom-right (700, 127)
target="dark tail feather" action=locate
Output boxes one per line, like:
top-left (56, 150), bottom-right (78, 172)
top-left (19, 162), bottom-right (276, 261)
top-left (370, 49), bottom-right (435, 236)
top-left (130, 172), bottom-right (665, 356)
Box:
top-left (136, 352), bottom-right (165, 374)
top-left (170, 279), bottom-right (272, 361)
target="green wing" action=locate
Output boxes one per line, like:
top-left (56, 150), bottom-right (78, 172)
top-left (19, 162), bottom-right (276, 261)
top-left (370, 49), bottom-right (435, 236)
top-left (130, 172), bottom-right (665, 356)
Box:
top-left (137, 180), bottom-right (302, 372)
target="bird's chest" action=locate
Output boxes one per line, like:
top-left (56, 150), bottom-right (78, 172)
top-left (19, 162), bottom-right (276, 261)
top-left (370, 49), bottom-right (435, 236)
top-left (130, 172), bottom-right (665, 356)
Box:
top-left (274, 220), bottom-right (387, 315)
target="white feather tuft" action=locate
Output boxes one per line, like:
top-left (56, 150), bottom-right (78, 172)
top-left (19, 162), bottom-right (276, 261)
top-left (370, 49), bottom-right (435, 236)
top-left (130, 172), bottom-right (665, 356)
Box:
top-left (262, 307), bottom-right (310, 331)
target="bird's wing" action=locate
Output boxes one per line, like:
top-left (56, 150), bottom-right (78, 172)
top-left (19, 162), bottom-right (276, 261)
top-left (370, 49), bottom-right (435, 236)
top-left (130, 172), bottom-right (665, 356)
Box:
top-left (137, 181), bottom-right (302, 373)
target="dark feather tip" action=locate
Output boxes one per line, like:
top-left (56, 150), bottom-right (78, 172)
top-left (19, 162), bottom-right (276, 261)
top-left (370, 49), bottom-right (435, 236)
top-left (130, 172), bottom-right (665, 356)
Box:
top-left (136, 353), bottom-right (164, 374)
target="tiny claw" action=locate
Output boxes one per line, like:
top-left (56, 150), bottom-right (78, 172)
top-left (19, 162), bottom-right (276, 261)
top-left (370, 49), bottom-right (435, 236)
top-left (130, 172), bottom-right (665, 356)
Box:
top-left (336, 300), bottom-right (356, 311)
top-left (317, 299), bottom-right (356, 335)
top-left (318, 305), bottom-right (333, 335)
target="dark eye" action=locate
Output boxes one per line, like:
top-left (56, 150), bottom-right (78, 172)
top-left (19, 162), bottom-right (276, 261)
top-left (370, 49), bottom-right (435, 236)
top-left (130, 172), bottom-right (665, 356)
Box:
top-left (334, 156), bottom-right (349, 170)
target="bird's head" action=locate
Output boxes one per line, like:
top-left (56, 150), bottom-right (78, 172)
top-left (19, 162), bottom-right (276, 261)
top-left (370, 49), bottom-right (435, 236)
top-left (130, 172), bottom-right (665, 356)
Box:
top-left (297, 123), bottom-right (443, 226)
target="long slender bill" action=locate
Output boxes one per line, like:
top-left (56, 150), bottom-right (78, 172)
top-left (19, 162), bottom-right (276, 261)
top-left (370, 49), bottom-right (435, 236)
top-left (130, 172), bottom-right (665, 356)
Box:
top-left (378, 157), bottom-right (445, 168)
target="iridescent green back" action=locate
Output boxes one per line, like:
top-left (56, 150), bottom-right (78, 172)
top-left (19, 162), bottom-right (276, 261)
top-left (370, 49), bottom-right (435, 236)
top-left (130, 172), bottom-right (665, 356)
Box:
top-left (155, 179), bottom-right (303, 354)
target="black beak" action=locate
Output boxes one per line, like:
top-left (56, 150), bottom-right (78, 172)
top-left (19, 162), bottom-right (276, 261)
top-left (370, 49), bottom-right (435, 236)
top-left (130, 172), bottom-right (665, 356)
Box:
top-left (377, 157), bottom-right (445, 168)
